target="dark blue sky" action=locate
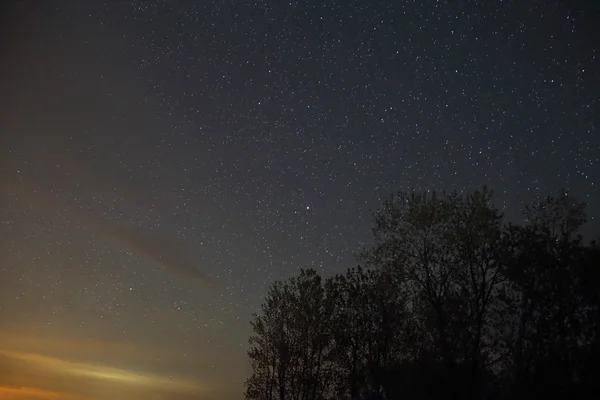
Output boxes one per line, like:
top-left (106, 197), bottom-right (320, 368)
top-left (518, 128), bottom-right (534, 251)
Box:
top-left (1, 1), bottom-right (599, 399)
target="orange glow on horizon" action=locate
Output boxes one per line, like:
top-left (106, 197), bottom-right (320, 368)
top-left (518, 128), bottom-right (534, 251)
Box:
top-left (0, 385), bottom-right (92, 400)
top-left (0, 348), bottom-right (202, 393)
top-left (0, 331), bottom-right (215, 400)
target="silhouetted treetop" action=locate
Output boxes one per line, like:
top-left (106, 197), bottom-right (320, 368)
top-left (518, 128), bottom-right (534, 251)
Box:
top-left (245, 188), bottom-right (600, 400)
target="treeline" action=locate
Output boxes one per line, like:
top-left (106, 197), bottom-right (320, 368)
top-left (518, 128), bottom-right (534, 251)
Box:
top-left (244, 188), bottom-right (600, 400)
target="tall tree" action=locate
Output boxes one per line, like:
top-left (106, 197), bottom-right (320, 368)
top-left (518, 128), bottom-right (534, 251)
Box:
top-left (327, 267), bottom-right (410, 400)
top-left (360, 188), bottom-right (505, 398)
top-left (245, 269), bottom-right (333, 400)
top-left (500, 190), bottom-right (598, 398)
top-left (245, 279), bottom-right (292, 400)
top-left (326, 267), bottom-right (371, 400)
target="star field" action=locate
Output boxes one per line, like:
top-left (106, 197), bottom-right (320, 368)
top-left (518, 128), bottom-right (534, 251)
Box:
top-left (1, 1), bottom-right (599, 399)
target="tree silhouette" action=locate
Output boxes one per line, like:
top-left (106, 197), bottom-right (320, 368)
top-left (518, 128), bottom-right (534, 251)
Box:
top-left (326, 267), bottom-right (410, 400)
top-left (245, 188), bottom-right (600, 400)
top-left (245, 269), bottom-right (334, 400)
top-left (499, 190), bottom-right (598, 398)
top-left (359, 188), bottom-right (506, 398)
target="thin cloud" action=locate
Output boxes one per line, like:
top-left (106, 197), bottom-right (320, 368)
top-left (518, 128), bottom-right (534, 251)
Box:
top-left (112, 226), bottom-right (212, 284)
top-left (3, 164), bottom-right (213, 285)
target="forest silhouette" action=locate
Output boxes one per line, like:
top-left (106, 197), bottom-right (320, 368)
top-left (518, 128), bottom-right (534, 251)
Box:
top-left (244, 188), bottom-right (600, 400)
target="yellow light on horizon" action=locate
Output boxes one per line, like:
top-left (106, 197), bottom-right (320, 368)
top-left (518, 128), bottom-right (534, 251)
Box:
top-left (0, 348), bottom-right (202, 393)
top-left (0, 385), bottom-right (92, 400)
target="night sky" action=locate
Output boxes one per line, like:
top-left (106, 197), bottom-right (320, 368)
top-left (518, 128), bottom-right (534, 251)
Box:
top-left (1, 0), bottom-right (599, 399)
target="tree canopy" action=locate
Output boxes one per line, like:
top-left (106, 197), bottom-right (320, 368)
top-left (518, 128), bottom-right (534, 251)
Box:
top-left (244, 188), bottom-right (600, 400)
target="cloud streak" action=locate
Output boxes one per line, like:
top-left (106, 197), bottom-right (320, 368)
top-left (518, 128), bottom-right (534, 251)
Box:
top-left (3, 163), bottom-right (213, 285)
top-left (111, 226), bottom-right (212, 283)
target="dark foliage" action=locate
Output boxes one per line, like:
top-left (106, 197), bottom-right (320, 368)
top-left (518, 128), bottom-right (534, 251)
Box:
top-left (245, 188), bottom-right (600, 400)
